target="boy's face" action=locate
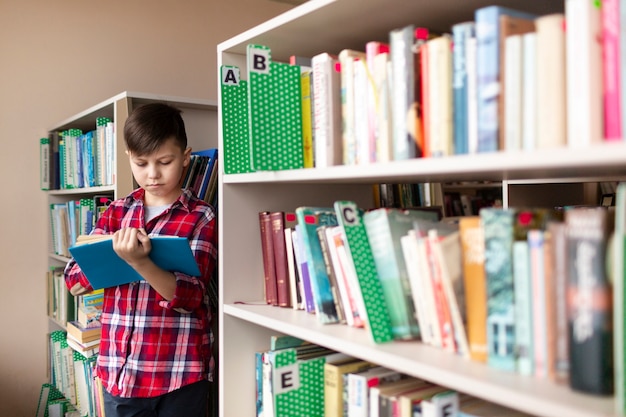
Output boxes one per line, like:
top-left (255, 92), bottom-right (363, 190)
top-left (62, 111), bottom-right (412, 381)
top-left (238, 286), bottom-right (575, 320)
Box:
top-left (127, 137), bottom-right (191, 207)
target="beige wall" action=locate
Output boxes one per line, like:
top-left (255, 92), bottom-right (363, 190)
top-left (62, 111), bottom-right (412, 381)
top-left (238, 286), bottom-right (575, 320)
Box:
top-left (0, 0), bottom-right (292, 415)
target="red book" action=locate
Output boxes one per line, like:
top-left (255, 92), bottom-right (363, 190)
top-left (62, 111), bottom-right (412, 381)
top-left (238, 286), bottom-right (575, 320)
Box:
top-left (270, 211), bottom-right (292, 307)
top-left (258, 211), bottom-right (278, 305)
top-left (602, 0), bottom-right (622, 141)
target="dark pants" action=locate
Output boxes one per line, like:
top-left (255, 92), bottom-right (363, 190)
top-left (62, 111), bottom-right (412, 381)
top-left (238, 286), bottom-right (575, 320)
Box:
top-left (103, 380), bottom-right (210, 417)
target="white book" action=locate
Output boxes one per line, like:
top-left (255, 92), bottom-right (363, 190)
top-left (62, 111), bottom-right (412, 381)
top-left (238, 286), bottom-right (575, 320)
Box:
top-left (536, 14), bottom-right (566, 149)
top-left (565, 0), bottom-right (603, 148)
top-left (338, 49), bottom-right (366, 165)
top-left (401, 232), bottom-right (432, 345)
top-left (528, 229), bottom-right (548, 378)
top-left (374, 52), bottom-right (393, 162)
top-left (324, 226), bottom-right (355, 326)
top-left (354, 59), bottom-right (370, 165)
top-left (521, 32), bottom-right (537, 152)
top-left (512, 240), bottom-right (533, 375)
top-left (504, 34), bottom-right (522, 151)
top-left (284, 227), bottom-right (300, 310)
top-left (465, 37), bottom-right (479, 154)
top-left (312, 52), bottom-right (342, 167)
top-left (426, 35), bottom-right (454, 157)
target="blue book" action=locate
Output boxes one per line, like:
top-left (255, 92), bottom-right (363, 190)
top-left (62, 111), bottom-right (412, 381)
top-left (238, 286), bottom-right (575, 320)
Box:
top-left (68, 235), bottom-right (201, 290)
top-left (475, 6), bottom-right (536, 152)
top-left (452, 21), bottom-right (475, 155)
top-left (295, 207), bottom-right (339, 324)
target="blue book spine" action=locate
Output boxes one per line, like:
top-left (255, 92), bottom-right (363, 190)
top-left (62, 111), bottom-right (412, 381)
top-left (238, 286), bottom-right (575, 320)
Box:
top-left (481, 207), bottom-right (516, 371)
top-left (452, 22), bottom-right (475, 155)
top-left (475, 6), bottom-right (536, 152)
top-left (295, 207), bottom-right (339, 324)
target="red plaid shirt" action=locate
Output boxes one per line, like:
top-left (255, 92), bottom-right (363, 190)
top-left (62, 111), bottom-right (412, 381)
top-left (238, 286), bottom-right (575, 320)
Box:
top-left (64, 188), bottom-right (217, 398)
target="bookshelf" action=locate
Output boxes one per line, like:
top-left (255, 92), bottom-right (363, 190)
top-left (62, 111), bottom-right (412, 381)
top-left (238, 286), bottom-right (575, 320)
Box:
top-left (217, 1), bottom-right (624, 417)
top-left (43, 91), bottom-right (217, 350)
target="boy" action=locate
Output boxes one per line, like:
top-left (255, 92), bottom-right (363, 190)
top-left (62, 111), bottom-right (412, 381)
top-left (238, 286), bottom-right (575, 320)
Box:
top-left (64, 103), bottom-right (217, 416)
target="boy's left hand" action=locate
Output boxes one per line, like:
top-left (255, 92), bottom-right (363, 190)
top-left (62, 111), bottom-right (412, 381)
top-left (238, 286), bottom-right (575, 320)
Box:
top-left (112, 227), bottom-right (152, 267)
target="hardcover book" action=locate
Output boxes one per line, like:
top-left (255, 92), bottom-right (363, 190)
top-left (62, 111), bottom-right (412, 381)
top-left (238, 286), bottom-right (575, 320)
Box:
top-left (565, 207), bottom-right (614, 395)
top-left (452, 21), bottom-right (475, 155)
top-left (311, 52), bottom-right (342, 167)
top-left (259, 211), bottom-right (278, 306)
top-left (68, 234), bottom-right (200, 291)
top-left (247, 44), bottom-right (304, 171)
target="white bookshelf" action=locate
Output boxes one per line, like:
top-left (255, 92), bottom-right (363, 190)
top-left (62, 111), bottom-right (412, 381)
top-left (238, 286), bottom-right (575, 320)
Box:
top-left (44, 90), bottom-right (217, 325)
top-left (217, 1), bottom-right (622, 416)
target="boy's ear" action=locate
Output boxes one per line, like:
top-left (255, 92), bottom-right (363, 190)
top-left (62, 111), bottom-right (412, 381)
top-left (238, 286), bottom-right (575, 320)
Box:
top-left (183, 147), bottom-right (192, 167)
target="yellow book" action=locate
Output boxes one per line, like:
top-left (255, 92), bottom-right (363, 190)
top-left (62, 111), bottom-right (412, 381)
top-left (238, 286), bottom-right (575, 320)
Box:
top-left (324, 358), bottom-right (374, 417)
top-left (300, 69), bottom-right (314, 168)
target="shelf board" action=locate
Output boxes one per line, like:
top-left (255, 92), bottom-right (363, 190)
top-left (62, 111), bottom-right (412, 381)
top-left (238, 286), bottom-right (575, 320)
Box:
top-left (46, 185), bottom-right (116, 196)
top-left (224, 303), bottom-right (616, 417)
top-left (218, 0), bottom-right (562, 63)
top-left (222, 143), bottom-right (626, 185)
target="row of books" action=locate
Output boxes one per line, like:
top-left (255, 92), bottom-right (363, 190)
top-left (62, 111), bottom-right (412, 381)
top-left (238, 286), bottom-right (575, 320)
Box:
top-left (35, 383), bottom-right (80, 417)
top-left (221, 1), bottom-right (624, 175)
top-left (182, 148), bottom-right (219, 207)
top-left (40, 117), bottom-right (115, 191)
top-left (258, 201), bottom-right (617, 396)
top-left (256, 335), bottom-right (532, 417)
top-left (49, 195), bottom-right (112, 258)
top-left (49, 330), bottom-right (102, 417)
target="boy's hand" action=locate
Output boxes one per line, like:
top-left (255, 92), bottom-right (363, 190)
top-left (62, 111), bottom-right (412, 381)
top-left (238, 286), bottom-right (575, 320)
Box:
top-left (112, 227), bottom-right (152, 268)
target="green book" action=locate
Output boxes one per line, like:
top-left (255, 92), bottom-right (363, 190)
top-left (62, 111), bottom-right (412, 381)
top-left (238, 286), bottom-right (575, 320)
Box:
top-left (220, 65), bottom-right (253, 174)
top-left (247, 44), bottom-right (304, 171)
top-left (334, 201), bottom-right (393, 344)
top-left (362, 208), bottom-right (437, 340)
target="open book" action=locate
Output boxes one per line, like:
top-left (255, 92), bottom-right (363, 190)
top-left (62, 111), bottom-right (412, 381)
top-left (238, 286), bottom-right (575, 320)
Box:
top-left (68, 234), bottom-right (201, 290)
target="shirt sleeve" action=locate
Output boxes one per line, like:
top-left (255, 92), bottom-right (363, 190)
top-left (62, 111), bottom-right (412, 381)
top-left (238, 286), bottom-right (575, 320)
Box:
top-left (161, 208), bottom-right (217, 312)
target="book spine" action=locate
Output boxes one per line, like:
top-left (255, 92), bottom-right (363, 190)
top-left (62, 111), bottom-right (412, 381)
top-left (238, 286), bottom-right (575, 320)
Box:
top-left (426, 35), bottom-right (454, 157)
top-left (528, 229), bottom-right (547, 378)
top-left (566, 208), bottom-right (614, 395)
top-left (503, 35), bottom-right (522, 151)
top-left (465, 36), bottom-right (479, 154)
top-left (334, 201), bottom-right (394, 343)
top-left (602, 0), bottom-right (622, 141)
top-left (317, 226), bottom-right (347, 323)
top-left (390, 25), bottom-right (417, 160)
top-left (312, 53), bottom-right (342, 167)
top-left (40, 137), bottom-right (51, 190)
top-left (258, 211), bottom-right (278, 306)
top-left (293, 224), bottom-right (316, 313)
top-left (481, 207), bottom-right (516, 371)
top-left (512, 240), bottom-right (533, 375)
top-left (338, 49), bottom-right (366, 165)
top-left (565, 0), bottom-right (603, 148)
top-left (270, 211), bottom-right (292, 308)
top-left (452, 22), bottom-right (475, 155)
top-left (521, 33), bottom-right (537, 152)
top-left (300, 68), bottom-right (314, 168)
top-left (536, 14), bottom-right (567, 149)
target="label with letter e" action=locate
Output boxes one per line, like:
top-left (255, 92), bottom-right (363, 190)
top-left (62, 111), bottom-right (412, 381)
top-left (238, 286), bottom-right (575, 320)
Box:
top-left (273, 363), bottom-right (300, 395)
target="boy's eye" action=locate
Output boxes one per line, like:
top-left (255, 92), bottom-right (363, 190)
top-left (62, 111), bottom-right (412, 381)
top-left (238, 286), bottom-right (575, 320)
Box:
top-left (160, 160), bottom-right (173, 165)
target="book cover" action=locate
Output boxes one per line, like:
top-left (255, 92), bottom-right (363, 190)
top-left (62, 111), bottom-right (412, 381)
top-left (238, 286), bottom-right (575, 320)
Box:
top-left (363, 208), bottom-right (434, 340)
top-left (566, 207), bottom-right (614, 395)
top-left (374, 377), bottom-right (429, 417)
top-left (66, 320), bottom-right (100, 344)
top-left (373, 48), bottom-right (393, 163)
top-left (220, 65), bottom-right (253, 174)
top-left (474, 5), bottom-right (536, 152)
top-left (503, 34), bottom-right (523, 151)
top-left (390, 25), bottom-right (418, 160)
top-left (292, 224), bottom-right (316, 313)
top-left (324, 358), bottom-right (374, 417)
top-left (480, 207), bottom-right (516, 371)
top-left (334, 201), bottom-right (394, 344)
top-left (259, 211), bottom-right (278, 306)
top-left (365, 41), bottom-right (390, 163)
top-left (271, 346), bottom-right (345, 417)
top-left (528, 229), bottom-right (547, 378)
top-left (311, 52), bottom-right (342, 167)
top-left (547, 220), bottom-right (569, 384)
top-left (521, 32), bottom-right (537, 151)
top-left (295, 207), bottom-right (340, 323)
top-left (452, 22), bottom-right (475, 155)
top-left (347, 366), bottom-right (405, 417)
top-left (565, 0), bottom-right (603, 148)
top-left (299, 67), bottom-right (314, 168)
top-left (465, 36), bottom-right (479, 154)
top-left (247, 44), bottom-right (304, 171)
top-left (68, 234), bottom-right (201, 291)
top-left (536, 14), bottom-right (567, 149)
top-left (338, 49), bottom-right (366, 165)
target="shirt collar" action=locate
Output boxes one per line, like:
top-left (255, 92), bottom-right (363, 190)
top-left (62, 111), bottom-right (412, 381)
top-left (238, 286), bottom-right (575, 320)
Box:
top-left (126, 187), bottom-right (194, 212)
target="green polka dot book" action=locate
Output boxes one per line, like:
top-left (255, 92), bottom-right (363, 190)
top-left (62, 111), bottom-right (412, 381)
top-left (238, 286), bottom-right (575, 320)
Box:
top-left (220, 65), bottom-right (253, 174)
top-left (270, 345), bottom-right (348, 417)
top-left (334, 201), bottom-right (394, 344)
top-left (247, 44), bottom-right (304, 171)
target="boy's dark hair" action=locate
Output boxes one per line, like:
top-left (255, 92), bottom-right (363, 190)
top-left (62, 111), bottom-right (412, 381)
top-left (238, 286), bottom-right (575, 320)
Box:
top-left (124, 102), bottom-right (188, 156)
